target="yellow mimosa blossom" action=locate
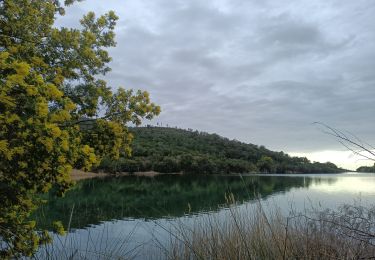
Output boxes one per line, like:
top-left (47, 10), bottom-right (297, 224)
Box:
top-left (42, 138), bottom-right (54, 152)
top-left (46, 84), bottom-right (63, 99)
top-left (49, 125), bottom-right (61, 138)
top-left (57, 155), bottom-right (66, 164)
top-left (81, 145), bottom-right (93, 155)
top-left (36, 102), bottom-right (48, 117)
top-left (61, 139), bottom-right (69, 151)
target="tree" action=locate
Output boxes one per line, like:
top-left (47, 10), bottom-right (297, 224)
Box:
top-left (257, 156), bottom-right (276, 173)
top-left (0, 0), bottom-right (160, 257)
top-left (356, 163), bottom-right (375, 173)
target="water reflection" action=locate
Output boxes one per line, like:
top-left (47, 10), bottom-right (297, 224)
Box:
top-left (34, 173), bottom-right (375, 259)
top-left (310, 173), bottom-right (375, 194)
top-left (34, 173), bottom-right (341, 230)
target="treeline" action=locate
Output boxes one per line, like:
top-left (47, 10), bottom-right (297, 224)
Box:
top-left (97, 127), bottom-right (345, 174)
top-left (356, 164), bottom-right (375, 173)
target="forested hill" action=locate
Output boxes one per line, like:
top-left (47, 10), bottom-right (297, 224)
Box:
top-left (98, 127), bottom-right (346, 174)
top-left (356, 164), bottom-right (375, 173)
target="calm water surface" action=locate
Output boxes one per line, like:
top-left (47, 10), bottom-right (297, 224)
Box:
top-left (35, 172), bottom-right (375, 258)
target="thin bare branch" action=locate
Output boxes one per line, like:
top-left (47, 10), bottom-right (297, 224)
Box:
top-left (314, 122), bottom-right (375, 161)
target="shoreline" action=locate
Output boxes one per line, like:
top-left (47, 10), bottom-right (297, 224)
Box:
top-left (70, 169), bottom-right (182, 181)
top-left (70, 169), bottom-right (353, 181)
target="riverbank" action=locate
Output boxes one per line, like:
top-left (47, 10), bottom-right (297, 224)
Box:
top-left (71, 169), bottom-right (355, 181)
top-left (70, 169), bottom-right (182, 181)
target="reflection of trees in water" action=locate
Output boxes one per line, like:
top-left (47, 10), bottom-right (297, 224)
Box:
top-left (312, 176), bottom-right (338, 186)
top-left (33, 175), bottom-right (337, 230)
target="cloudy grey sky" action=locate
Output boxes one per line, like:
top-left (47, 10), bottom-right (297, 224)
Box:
top-left (58, 0), bottom-right (375, 169)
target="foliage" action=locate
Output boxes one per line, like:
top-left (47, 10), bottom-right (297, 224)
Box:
top-left (97, 127), bottom-right (345, 174)
top-left (356, 163), bottom-right (375, 173)
top-left (0, 0), bottom-right (159, 257)
top-left (257, 156), bottom-right (276, 173)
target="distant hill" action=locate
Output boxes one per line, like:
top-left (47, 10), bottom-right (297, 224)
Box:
top-left (97, 126), bottom-right (346, 174)
top-left (357, 164), bottom-right (375, 173)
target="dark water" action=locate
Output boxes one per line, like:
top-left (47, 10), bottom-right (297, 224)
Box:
top-left (34, 172), bottom-right (375, 258)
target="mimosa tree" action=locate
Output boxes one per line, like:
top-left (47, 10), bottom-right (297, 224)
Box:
top-left (0, 0), bottom-right (160, 257)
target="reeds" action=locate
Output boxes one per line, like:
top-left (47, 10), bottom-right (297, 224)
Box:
top-left (30, 199), bottom-right (375, 259)
top-left (160, 200), bottom-right (375, 259)
top-left (32, 221), bottom-right (142, 260)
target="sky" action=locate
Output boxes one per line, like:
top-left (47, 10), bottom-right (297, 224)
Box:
top-left (57, 0), bottom-right (375, 170)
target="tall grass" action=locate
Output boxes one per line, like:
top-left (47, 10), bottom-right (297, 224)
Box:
top-left (160, 201), bottom-right (375, 259)
top-left (30, 198), bottom-right (375, 259)
top-left (32, 222), bottom-right (142, 260)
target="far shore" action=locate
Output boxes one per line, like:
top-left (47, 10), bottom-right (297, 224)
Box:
top-left (70, 169), bottom-right (353, 181)
top-left (70, 169), bottom-right (182, 181)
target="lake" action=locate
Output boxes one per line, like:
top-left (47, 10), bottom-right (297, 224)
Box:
top-left (34, 172), bottom-right (375, 259)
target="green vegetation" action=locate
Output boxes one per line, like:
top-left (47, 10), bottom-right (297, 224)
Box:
top-left (97, 127), bottom-right (345, 174)
top-left (0, 1), bottom-right (355, 258)
top-left (0, 0), bottom-right (159, 257)
top-left (164, 203), bottom-right (375, 259)
top-left (357, 163), bottom-right (375, 173)
top-left (33, 174), bottom-right (320, 230)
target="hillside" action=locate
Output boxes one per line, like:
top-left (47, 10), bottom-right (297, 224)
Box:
top-left (357, 164), bottom-right (375, 173)
top-left (97, 127), bottom-right (346, 174)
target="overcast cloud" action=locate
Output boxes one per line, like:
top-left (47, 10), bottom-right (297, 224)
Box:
top-left (58, 0), bottom-right (375, 167)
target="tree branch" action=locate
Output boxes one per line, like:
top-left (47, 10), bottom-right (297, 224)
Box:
top-left (314, 122), bottom-right (375, 162)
